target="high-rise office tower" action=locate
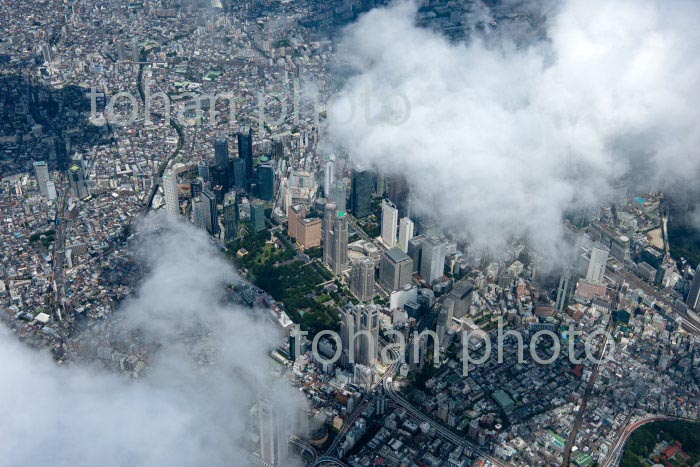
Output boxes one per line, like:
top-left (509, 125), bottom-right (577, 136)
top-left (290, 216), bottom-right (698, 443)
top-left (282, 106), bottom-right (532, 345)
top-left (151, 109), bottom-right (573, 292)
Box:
top-left (232, 157), bottom-right (247, 190)
top-left (45, 180), bottom-right (57, 201)
top-left (162, 170), bottom-right (179, 217)
top-left (436, 307), bottom-right (448, 344)
top-left (258, 397), bottom-right (289, 466)
top-left (555, 267), bottom-right (576, 313)
top-left (350, 169), bottom-right (374, 219)
top-left (33, 161), bottom-right (50, 197)
top-left (340, 304), bottom-right (379, 368)
top-left (257, 161), bottom-right (275, 201)
top-left (222, 192), bottom-right (238, 242)
top-left (214, 137), bottom-right (229, 191)
top-left (197, 160), bottom-right (210, 181)
top-left (381, 199), bottom-right (398, 248)
top-left (331, 211), bottom-right (349, 275)
top-left (323, 160), bottom-right (335, 198)
top-left (350, 257), bottom-right (375, 302)
top-left (407, 234), bottom-right (426, 274)
top-left (385, 174), bottom-right (410, 217)
top-left (68, 164), bottom-right (88, 199)
top-left (200, 187), bottom-right (219, 235)
top-left (586, 245), bottom-right (609, 284)
top-left (191, 196), bottom-right (205, 230)
top-left (398, 217), bottom-right (414, 251)
top-left (420, 236), bottom-right (447, 284)
top-left (237, 127), bottom-right (254, 179)
top-left (379, 246), bottom-right (414, 291)
top-left (322, 202), bottom-right (337, 267)
top-left (686, 265), bottom-right (700, 310)
top-left (251, 199), bottom-right (266, 232)
top-left (329, 179), bottom-right (346, 212)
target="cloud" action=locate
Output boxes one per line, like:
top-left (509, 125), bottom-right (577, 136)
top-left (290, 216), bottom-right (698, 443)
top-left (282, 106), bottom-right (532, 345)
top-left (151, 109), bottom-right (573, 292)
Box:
top-left (326, 0), bottom-right (700, 263)
top-left (0, 215), bottom-right (304, 467)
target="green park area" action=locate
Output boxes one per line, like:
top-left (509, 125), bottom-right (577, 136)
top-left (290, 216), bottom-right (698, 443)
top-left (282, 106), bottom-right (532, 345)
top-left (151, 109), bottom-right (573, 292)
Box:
top-left (621, 420), bottom-right (700, 467)
top-left (228, 223), bottom-right (352, 337)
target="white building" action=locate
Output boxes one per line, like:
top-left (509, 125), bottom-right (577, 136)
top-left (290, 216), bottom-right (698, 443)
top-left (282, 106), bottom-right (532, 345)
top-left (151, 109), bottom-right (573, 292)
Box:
top-left (162, 170), bottom-right (179, 217)
top-left (381, 199), bottom-right (398, 248)
top-left (398, 217), bottom-right (414, 251)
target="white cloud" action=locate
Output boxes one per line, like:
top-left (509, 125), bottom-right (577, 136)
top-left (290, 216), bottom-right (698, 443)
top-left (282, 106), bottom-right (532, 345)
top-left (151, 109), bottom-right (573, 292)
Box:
top-left (327, 0), bottom-right (700, 263)
top-left (0, 216), bottom-right (304, 467)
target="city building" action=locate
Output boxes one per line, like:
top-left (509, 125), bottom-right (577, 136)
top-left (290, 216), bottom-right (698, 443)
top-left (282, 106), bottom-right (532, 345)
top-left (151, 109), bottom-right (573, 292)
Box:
top-left (322, 202), bottom-right (337, 267)
top-left (251, 200), bottom-right (266, 232)
top-left (232, 157), bottom-right (247, 189)
top-left (214, 137), bottom-right (229, 190)
top-left (398, 217), bottom-right (414, 251)
top-left (350, 257), bottom-right (375, 302)
top-left (237, 127), bottom-right (254, 180)
top-left (407, 234), bottom-right (426, 274)
top-left (192, 196), bottom-right (205, 230)
top-left (381, 199), bottom-right (398, 247)
top-left (323, 159), bottom-right (335, 198)
top-left (68, 164), bottom-right (88, 199)
top-left (257, 160), bottom-right (275, 201)
top-left (686, 265), bottom-right (700, 310)
top-left (340, 303), bottom-right (379, 368)
top-left (350, 169), bottom-right (374, 219)
top-left (162, 170), bottom-right (179, 218)
top-left (200, 187), bottom-right (219, 235)
top-left (222, 192), bottom-right (238, 242)
top-left (379, 246), bottom-right (414, 291)
top-left (331, 210), bottom-right (349, 275)
top-left (289, 204), bottom-right (322, 249)
top-left (329, 179), bottom-right (346, 212)
top-left (420, 236), bottom-right (447, 284)
top-left (258, 397), bottom-right (289, 466)
top-left (33, 161), bottom-right (50, 197)
top-left (586, 245), bottom-right (609, 283)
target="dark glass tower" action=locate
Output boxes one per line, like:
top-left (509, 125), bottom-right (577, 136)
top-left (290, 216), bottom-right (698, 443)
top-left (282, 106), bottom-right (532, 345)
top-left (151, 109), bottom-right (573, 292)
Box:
top-left (237, 127), bottom-right (254, 180)
top-left (350, 169), bottom-right (374, 219)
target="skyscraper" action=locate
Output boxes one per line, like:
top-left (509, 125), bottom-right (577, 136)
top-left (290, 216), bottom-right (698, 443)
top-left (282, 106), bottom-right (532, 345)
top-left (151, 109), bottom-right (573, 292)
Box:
top-left (222, 192), bottom-right (238, 242)
top-left (33, 161), bottom-right (50, 197)
top-left (340, 303), bottom-right (379, 368)
top-left (214, 137), bottom-right (229, 191)
top-left (251, 199), bottom-right (266, 232)
top-left (331, 211), bottom-right (349, 275)
top-left (258, 397), bottom-right (289, 466)
top-left (420, 236), bottom-right (447, 284)
top-left (232, 157), bottom-right (247, 190)
top-left (350, 169), bottom-right (374, 219)
top-left (385, 174), bottom-right (410, 217)
top-left (323, 202), bottom-right (337, 267)
top-left (237, 127), bottom-right (254, 180)
top-left (257, 161), bottom-right (275, 201)
top-left (329, 179), bottom-right (347, 212)
top-left (407, 234), bottom-right (426, 274)
top-left (68, 164), bottom-right (88, 199)
top-left (191, 196), bottom-right (205, 230)
top-left (200, 187), bottom-right (219, 235)
top-left (162, 170), bottom-right (179, 217)
top-left (350, 257), bottom-right (375, 302)
top-left (586, 245), bottom-right (609, 284)
top-left (381, 199), bottom-right (398, 247)
top-left (323, 160), bottom-right (335, 198)
top-left (379, 246), bottom-right (414, 291)
top-left (398, 217), bottom-right (414, 251)
top-left (686, 265), bottom-right (700, 310)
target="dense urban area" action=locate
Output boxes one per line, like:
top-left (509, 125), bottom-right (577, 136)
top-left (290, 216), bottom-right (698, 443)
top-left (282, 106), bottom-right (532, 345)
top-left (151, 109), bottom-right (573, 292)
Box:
top-left (1, 1), bottom-right (699, 467)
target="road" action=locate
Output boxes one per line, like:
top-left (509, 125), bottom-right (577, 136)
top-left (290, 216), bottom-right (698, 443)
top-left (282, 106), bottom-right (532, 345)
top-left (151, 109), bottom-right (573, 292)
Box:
top-left (600, 415), bottom-right (688, 467)
top-left (562, 318), bottom-right (613, 466)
